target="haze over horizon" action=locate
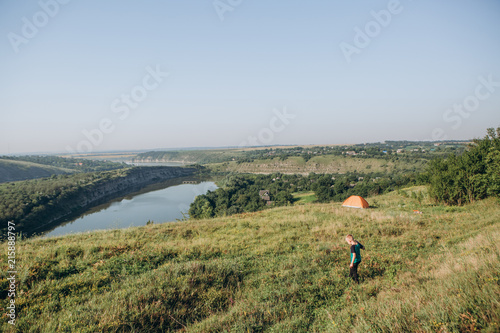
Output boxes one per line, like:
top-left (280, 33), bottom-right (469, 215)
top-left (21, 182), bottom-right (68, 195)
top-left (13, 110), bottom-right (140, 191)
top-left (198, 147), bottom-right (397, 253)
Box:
top-left (1, 0), bottom-right (500, 155)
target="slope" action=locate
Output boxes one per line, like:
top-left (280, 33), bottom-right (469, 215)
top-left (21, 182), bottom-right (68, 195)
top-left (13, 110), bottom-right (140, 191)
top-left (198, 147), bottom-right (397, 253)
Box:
top-left (0, 158), bottom-right (75, 183)
top-left (213, 155), bottom-right (428, 175)
top-left (1, 187), bottom-right (498, 332)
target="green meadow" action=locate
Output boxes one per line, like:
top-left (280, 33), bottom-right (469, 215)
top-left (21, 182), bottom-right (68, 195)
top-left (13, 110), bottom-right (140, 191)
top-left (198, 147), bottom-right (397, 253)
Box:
top-left (1, 186), bottom-right (499, 332)
top-left (213, 155), bottom-right (422, 175)
top-left (293, 191), bottom-right (317, 204)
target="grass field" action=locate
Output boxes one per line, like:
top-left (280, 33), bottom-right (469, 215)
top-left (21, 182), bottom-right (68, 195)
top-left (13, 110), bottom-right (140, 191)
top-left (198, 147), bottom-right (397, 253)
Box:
top-left (217, 155), bottom-right (427, 175)
top-left (1, 187), bottom-right (499, 332)
top-left (0, 159), bottom-right (75, 183)
top-left (59, 152), bottom-right (142, 162)
top-left (236, 144), bottom-right (350, 152)
top-left (293, 191), bottom-right (317, 204)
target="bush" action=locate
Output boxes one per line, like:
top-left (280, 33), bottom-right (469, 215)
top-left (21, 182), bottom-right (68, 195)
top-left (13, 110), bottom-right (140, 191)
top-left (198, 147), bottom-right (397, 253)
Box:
top-left (428, 127), bottom-right (500, 205)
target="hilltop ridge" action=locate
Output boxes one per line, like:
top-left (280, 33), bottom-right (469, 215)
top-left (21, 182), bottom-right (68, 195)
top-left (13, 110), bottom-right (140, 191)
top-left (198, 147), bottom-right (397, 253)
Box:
top-left (0, 158), bottom-right (75, 183)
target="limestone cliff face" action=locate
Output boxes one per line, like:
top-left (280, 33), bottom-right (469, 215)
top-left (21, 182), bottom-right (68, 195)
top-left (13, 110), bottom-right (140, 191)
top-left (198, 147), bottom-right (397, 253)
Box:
top-left (25, 167), bottom-right (195, 236)
top-left (132, 158), bottom-right (196, 164)
top-left (74, 167), bottom-right (194, 208)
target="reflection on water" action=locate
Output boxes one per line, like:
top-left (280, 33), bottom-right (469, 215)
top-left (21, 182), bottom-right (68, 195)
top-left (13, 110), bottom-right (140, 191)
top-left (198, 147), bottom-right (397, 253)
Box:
top-left (43, 181), bottom-right (217, 238)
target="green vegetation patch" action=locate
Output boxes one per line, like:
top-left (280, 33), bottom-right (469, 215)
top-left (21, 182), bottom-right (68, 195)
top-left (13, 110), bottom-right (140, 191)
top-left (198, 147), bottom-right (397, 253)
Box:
top-left (1, 188), bottom-right (498, 332)
top-left (293, 192), bottom-right (317, 204)
top-left (428, 127), bottom-right (500, 205)
top-left (0, 159), bottom-right (75, 183)
top-left (0, 167), bottom-right (193, 237)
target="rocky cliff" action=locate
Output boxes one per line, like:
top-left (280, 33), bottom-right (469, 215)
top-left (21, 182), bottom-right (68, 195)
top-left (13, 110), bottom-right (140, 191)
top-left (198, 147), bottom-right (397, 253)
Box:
top-left (22, 166), bottom-right (195, 236)
top-left (74, 166), bottom-right (194, 208)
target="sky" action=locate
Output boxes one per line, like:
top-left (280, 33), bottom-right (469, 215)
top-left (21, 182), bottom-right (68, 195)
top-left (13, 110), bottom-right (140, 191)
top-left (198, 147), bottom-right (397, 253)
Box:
top-left (1, 0), bottom-right (499, 154)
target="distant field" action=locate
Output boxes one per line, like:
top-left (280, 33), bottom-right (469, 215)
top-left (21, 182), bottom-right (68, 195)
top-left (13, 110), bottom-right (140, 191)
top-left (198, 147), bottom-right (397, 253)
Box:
top-left (236, 144), bottom-right (351, 152)
top-left (133, 150), bottom-right (245, 164)
top-left (0, 159), bottom-right (74, 183)
top-left (214, 155), bottom-right (427, 175)
top-left (85, 142), bottom-right (459, 175)
top-left (59, 152), bottom-right (142, 162)
top-left (293, 191), bottom-right (317, 204)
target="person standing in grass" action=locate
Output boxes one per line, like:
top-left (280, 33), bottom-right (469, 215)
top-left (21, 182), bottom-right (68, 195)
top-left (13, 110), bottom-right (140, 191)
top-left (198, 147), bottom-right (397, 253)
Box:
top-left (346, 234), bottom-right (365, 284)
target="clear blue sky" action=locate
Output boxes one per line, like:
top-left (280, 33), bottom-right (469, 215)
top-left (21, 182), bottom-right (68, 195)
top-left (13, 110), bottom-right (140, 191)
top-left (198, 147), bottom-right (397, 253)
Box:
top-left (1, 0), bottom-right (499, 154)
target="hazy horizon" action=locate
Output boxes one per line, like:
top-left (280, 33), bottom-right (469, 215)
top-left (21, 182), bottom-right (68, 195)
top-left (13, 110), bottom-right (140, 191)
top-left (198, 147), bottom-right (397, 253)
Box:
top-left (1, 138), bottom-right (477, 157)
top-left (1, 0), bottom-right (500, 155)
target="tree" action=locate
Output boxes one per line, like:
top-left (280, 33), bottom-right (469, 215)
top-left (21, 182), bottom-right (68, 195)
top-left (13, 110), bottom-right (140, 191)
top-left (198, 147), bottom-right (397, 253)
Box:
top-left (189, 196), bottom-right (214, 219)
top-left (486, 149), bottom-right (500, 197)
top-left (312, 176), bottom-right (334, 203)
top-left (274, 191), bottom-right (293, 206)
top-left (428, 127), bottom-right (500, 205)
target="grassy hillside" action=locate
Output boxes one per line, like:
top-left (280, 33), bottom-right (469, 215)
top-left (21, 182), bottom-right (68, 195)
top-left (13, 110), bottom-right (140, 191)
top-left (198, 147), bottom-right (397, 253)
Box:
top-left (293, 191), bottom-right (317, 204)
top-left (133, 148), bottom-right (432, 175)
top-left (1, 187), bottom-right (499, 332)
top-left (4, 155), bottom-right (127, 173)
top-left (212, 155), bottom-right (428, 175)
top-left (0, 159), bottom-right (75, 183)
top-left (0, 156), bottom-right (127, 183)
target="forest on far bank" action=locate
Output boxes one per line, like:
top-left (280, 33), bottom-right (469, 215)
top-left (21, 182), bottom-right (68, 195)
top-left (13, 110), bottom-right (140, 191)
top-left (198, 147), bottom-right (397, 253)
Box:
top-left (190, 127), bottom-right (500, 219)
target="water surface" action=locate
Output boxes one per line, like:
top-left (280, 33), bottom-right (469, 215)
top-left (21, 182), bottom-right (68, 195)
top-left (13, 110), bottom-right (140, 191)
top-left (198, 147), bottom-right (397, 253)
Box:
top-left (43, 181), bottom-right (217, 237)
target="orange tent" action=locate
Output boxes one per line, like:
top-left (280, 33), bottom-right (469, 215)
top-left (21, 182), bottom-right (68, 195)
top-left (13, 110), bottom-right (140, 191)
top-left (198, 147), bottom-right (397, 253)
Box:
top-left (342, 195), bottom-right (369, 209)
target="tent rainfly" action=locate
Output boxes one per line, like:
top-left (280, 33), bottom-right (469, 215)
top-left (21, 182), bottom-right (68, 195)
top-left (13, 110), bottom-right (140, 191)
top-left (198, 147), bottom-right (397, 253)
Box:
top-left (342, 195), bottom-right (369, 209)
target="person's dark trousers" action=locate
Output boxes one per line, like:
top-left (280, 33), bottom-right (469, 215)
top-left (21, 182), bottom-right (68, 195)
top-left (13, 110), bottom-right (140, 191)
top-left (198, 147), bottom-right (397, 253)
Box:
top-left (349, 262), bottom-right (360, 283)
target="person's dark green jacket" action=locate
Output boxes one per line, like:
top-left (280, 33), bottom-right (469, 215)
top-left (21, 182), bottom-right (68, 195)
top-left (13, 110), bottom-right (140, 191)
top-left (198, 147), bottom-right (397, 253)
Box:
top-left (350, 242), bottom-right (365, 264)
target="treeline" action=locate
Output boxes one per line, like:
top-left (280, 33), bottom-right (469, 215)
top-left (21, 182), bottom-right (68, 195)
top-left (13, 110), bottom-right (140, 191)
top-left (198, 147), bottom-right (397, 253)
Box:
top-left (230, 144), bottom-right (462, 165)
top-left (0, 170), bottom-right (129, 236)
top-left (2, 155), bottom-right (127, 172)
top-left (134, 141), bottom-right (468, 167)
top-left (133, 150), bottom-right (244, 164)
top-left (0, 166), bottom-right (193, 237)
top-left (311, 173), bottom-right (424, 203)
top-left (189, 172), bottom-right (421, 219)
top-left (428, 127), bottom-right (500, 205)
top-left (189, 174), bottom-right (295, 219)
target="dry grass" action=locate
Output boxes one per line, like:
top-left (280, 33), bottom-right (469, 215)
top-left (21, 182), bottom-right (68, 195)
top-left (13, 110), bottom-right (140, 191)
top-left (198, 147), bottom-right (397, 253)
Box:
top-left (222, 155), bottom-right (401, 175)
top-left (0, 187), bottom-right (498, 332)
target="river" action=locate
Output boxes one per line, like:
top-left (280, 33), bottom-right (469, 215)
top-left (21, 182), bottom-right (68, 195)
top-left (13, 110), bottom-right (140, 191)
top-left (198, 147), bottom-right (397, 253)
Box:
top-left (43, 181), bottom-right (218, 238)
